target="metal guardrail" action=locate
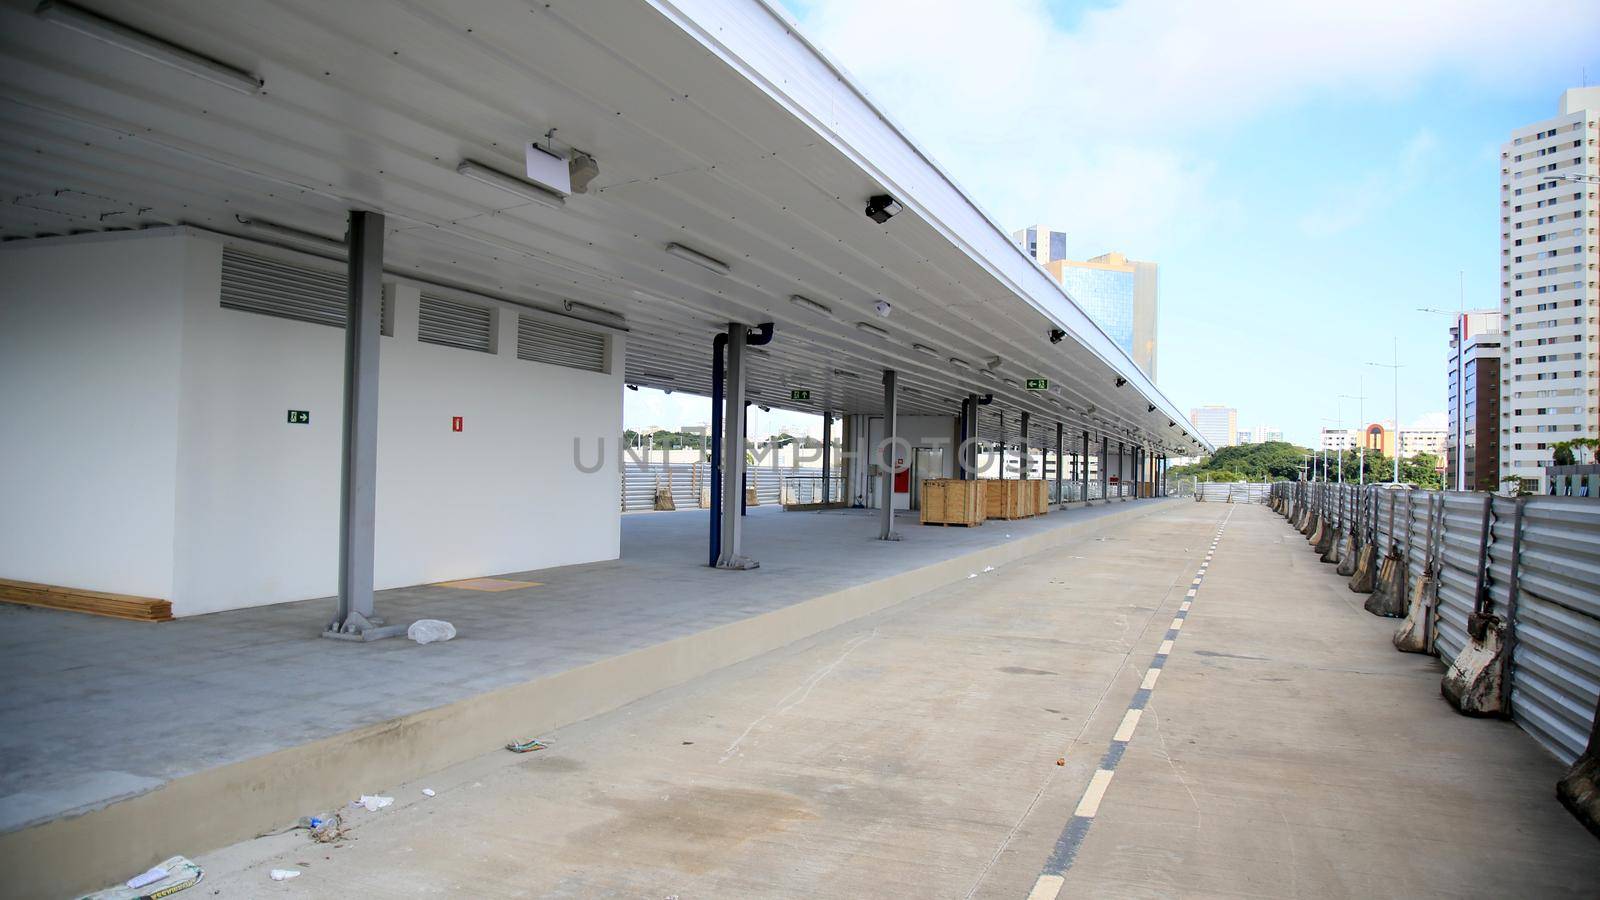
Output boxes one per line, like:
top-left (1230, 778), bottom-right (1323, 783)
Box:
top-left (621, 463), bottom-right (839, 512)
top-left (1274, 481), bottom-right (1600, 764)
top-left (1195, 481), bottom-right (1271, 503)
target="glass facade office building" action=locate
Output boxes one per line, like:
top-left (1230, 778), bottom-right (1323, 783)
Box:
top-left (1057, 265), bottom-right (1136, 357)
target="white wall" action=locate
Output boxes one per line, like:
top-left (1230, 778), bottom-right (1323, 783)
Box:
top-left (5, 230), bottom-right (623, 616)
top-left (0, 233), bottom-right (189, 599)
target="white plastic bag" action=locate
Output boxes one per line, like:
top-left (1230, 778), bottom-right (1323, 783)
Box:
top-left (407, 619), bottom-right (456, 644)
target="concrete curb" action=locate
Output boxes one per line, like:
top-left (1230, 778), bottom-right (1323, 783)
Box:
top-left (1, 499), bottom-right (1174, 899)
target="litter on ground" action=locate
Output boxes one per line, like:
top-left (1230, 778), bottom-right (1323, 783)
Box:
top-left (269, 869), bottom-right (301, 881)
top-left (354, 795), bottom-right (394, 812)
top-left (407, 619), bottom-right (457, 644)
top-left (82, 856), bottom-right (203, 899)
top-left (506, 738), bottom-right (548, 753)
top-left (422, 788), bottom-right (436, 797)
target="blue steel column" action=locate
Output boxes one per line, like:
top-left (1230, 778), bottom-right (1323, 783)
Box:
top-left (708, 333), bottom-right (727, 566)
top-left (327, 210), bottom-right (399, 640)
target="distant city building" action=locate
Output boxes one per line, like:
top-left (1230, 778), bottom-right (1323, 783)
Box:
top-left (1046, 252), bottom-right (1159, 379)
top-left (1447, 311), bottom-right (1503, 491)
top-left (1011, 224), bottom-right (1068, 265)
top-left (1499, 87), bottom-right (1600, 493)
top-left (1236, 428), bottom-right (1255, 445)
top-left (1321, 428), bottom-right (1359, 452)
top-left (1190, 405), bottom-right (1237, 448)
top-left (1257, 426), bottom-right (1284, 443)
top-left (1400, 429), bottom-right (1448, 459)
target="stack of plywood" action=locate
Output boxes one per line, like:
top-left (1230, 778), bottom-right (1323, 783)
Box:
top-left (0, 578), bottom-right (173, 622)
top-left (920, 479), bottom-right (986, 526)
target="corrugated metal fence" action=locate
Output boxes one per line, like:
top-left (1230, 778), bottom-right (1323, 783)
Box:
top-left (1274, 482), bottom-right (1600, 764)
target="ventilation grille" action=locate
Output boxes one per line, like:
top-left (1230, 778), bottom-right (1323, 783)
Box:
top-left (219, 248), bottom-right (390, 333)
top-left (517, 315), bottom-right (606, 373)
top-left (418, 294), bottom-right (493, 352)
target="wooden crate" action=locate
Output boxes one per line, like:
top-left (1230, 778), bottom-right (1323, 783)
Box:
top-left (983, 479), bottom-right (1029, 520)
top-left (920, 479), bottom-right (985, 526)
top-left (1029, 479), bottom-right (1049, 515)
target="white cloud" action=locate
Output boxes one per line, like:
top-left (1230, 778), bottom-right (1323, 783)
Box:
top-left (1298, 129), bottom-right (1440, 236)
top-left (788, 0), bottom-right (1599, 254)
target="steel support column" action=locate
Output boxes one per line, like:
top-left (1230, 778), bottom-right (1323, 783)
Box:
top-left (326, 211), bottom-right (402, 641)
top-left (1081, 430), bottom-right (1090, 503)
top-left (822, 411), bottom-right (833, 503)
top-left (1020, 411), bottom-right (1031, 481)
top-left (879, 369), bottom-right (901, 541)
top-left (1054, 421), bottom-right (1063, 506)
top-left (1101, 435), bottom-right (1110, 500)
top-left (717, 323), bottom-right (757, 569)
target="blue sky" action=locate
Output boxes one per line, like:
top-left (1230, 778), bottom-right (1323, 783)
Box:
top-left (628, 0), bottom-right (1600, 447)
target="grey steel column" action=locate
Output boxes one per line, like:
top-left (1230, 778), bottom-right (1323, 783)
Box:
top-left (1081, 430), bottom-right (1090, 503)
top-left (1101, 435), bottom-right (1110, 500)
top-left (1020, 412), bottom-right (1031, 481)
top-left (879, 369), bottom-right (901, 541)
top-left (327, 211), bottom-right (401, 640)
top-left (717, 323), bottom-right (757, 569)
top-left (1054, 421), bottom-right (1063, 506)
top-left (822, 411), bottom-right (833, 504)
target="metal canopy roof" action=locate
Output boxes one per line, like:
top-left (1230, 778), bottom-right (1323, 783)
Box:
top-left (0, 0), bottom-right (1209, 455)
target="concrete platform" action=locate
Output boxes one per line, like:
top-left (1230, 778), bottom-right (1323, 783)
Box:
top-left (163, 501), bottom-right (1594, 899)
top-left (0, 496), bottom-right (1162, 898)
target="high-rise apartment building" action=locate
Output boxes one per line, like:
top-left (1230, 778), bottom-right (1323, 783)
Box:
top-left (1190, 405), bottom-right (1237, 448)
top-left (1447, 311), bottom-right (1503, 491)
top-left (1257, 426), bottom-right (1284, 443)
top-left (1011, 225), bottom-right (1068, 265)
top-left (1047, 252), bottom-right (1159, 379)
top-left (1499, 88), bottom-right (1600, 493)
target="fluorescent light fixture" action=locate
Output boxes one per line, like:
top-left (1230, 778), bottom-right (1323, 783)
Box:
top-left (978, 369), bottom-right (996, 380)
top-left (948, 357), bottom-right (971, 370)
top-left (912, 343), bottom-right (939, 356)
top-left (235, 215), bottom-right (345, 253)
top-left (457, 160), bottom-right (565, 210)
top-left (855, 321), bottom-right (889, 339)
top-left (1003, 378), bottom-right (1019, 388)
top-left (788, 294), bottom-right (833, 317)
top-left (639, 372), bottom-right (675, 382)
top-left (665, 242), bottom-right (730, 276)
top-left (832, 369), bottom-right (860, 379)
top-left (37, 0), bottom-right (263, 94)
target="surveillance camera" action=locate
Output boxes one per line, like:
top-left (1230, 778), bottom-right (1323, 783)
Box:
top-left (759, 405), bottom-right (771, 412)
top-left (865, 194), bottom-right (902, 224)
top-left (568, 152), bottom-right (599, 194)
top-left (1049, 329), bottom-right (1066, 344)
top-left (1085, 404), bottom-right (1096, 415)
top-left (1115, 377), bottom-right (1127, 387)
top-left (663, 389), bottom-right (673, 395)
top-left (985, 356), bottom-right (1003, 371)
top-left (873, 300), bottom-right (893, 318)
top-left (626, 383), bottom-right (639, 391)
top-left (1147, 404), bottom-right (1156, 412)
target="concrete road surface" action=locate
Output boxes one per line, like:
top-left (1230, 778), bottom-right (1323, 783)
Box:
top-left (197, 502), bottom-right (1599, 898)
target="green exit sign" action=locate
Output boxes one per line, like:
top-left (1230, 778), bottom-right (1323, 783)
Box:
top-left (790, 389), bottom-right (811, 401)
top-left (287, 410), bottom-right (310, 424)
top-left (1025, 378), bottom-right (1049, 391)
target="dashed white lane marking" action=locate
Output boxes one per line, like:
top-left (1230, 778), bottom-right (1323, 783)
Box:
top-left (1180, 601), bottom-right (1191, 612)
top-left (1170, 617), bottom-right (1185, 631)
top-left (1027, 875), bottom-right (1066, 900)
top-left (1157, 639), bottom-right (1174, 655)
top-left (1074, 769), bottom-right (1116, 817)
top-left (1113, 708), bottom-right (1143, 742)
top-left (1140, 668), bottom-right (1161, 690)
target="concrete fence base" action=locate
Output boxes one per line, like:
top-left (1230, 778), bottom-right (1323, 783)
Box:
top-left (1393, 575), bottom-right (1434, 653)
top-left (1363, 549), bottom-right (1406, 617)
top-left (1441, 625), bottom-right (1507, 717)
top-left (1314, 523), bottom-right (1337, 560)
top-left (1334, 533), bottom-right (1360, 576)
top-left (1347, 543), bottom-right (1377, 593)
